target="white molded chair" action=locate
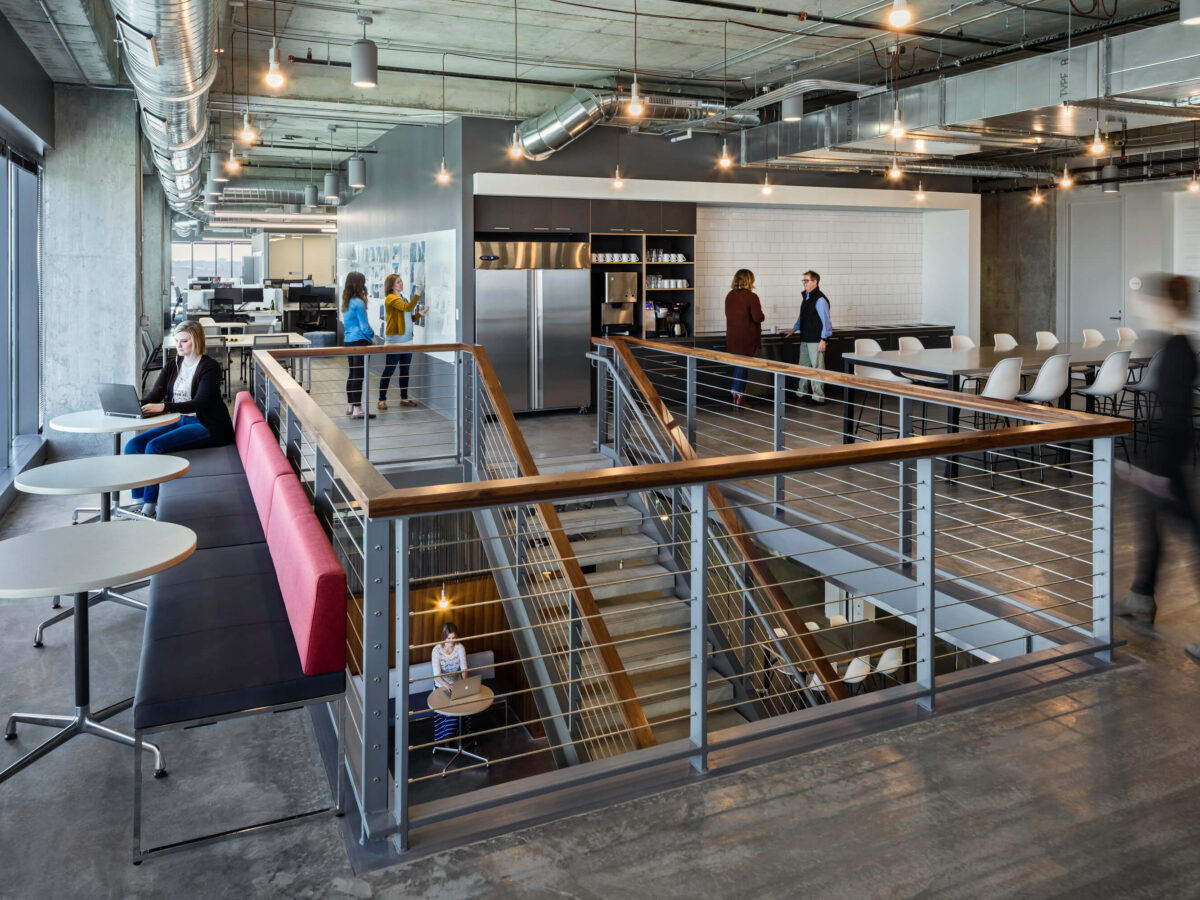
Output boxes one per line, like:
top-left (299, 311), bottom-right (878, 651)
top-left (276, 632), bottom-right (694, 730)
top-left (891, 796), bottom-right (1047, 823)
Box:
top-left (1072, 350), bottom-right (1131, 450)
top-left (829, 614), bottom-right (849, 628)
top-left (1081, 328), bottom-right (1105, 347)
top-left (807, 672), bottom-right (828, 704)
top-left (842, 657), bottom-right (873, 696)
top-left (1117, 326), bottom-right (1138, 344)
top-left (874, 647), bottom-right (905, 688)
top-left (1017, 353), bottom-right (1071, 405)
top-left (1035, 331), bottom-right (1059, 350)
top-left (993, 333), bottom-right (1018, 351)
top-left (853, 338), bottom-right (911, 440)
top-left (950, 334), bottom-right (976, 352)
top-left (977, 357), bottom-right (1025, 486)
top-left (804, 621), bottom-right (820, 632)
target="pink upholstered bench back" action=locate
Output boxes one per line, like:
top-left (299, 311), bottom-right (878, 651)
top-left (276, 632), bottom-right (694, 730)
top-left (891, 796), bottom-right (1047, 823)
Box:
top-left (244, 426), bottom-right (292, 528)
top-left (266, 475), bottom-right (347, 675)
top-left (234, 392), bottom-right (265, 462)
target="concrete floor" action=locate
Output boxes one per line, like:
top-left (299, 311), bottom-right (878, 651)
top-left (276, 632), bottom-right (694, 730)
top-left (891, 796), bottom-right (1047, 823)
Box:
top-left (2, 423), bottom-right (1199, 897)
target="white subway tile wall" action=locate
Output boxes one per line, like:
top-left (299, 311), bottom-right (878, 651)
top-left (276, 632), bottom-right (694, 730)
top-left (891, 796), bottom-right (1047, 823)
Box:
top-left (693, 206), bottom-right (924, 334)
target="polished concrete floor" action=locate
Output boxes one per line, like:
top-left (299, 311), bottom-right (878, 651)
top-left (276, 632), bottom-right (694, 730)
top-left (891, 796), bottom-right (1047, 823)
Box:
top-left (1, 418), bottom-right (1199, 897)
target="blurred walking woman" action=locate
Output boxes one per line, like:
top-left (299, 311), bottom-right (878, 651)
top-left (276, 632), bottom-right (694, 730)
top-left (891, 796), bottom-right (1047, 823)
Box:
top-left (725, 268), bottom-right (765, 406)
top-left (378, 273), bottom-right (421, 410)
top-left (341, 271), bottom-right (375, 420)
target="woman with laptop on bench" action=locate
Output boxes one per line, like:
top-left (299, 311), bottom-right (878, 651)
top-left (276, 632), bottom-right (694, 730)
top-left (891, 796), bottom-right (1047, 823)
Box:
top-left (431, 623), bottom-right (471, 743)
top-left (123, 321), bottom-right (234, 518)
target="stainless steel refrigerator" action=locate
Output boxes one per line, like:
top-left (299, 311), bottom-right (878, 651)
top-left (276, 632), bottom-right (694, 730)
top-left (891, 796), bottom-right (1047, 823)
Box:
top-left (474, 241), bottom-right (591, 413)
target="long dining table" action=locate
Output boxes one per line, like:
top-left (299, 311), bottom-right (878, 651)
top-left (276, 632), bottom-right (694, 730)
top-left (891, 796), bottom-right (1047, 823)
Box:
top-left (838, 338), bottom-right (1155, 473)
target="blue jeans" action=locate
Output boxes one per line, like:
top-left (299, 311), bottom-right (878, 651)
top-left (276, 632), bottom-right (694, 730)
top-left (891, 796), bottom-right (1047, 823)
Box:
top-left (731, 366), bottom-right (748, 398)
top-left (379, 352), bottom-right (411, 400)
top-left (123, 416), bottom-right (214, 504)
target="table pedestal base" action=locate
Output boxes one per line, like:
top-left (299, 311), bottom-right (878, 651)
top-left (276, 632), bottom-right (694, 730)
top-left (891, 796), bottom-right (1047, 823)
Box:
top-left (432, 716), bottom-right (489, 776)
top-left (34, 589), bottom-right (148, 647)
top-left (3, 702), bottom-right (165, 784)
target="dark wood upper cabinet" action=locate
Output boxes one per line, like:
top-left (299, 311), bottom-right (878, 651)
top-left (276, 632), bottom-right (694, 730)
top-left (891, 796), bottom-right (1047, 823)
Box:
top-left (623, 202), bottom-right (661, 234)
top-left (589, 199), bottom-right (628, 233)
top-left (660, 202), bottom-right (697, 234)
top-left (474, 196), bottom-right (551, 232)
top-left (550, 198), bottom-right (590, 233)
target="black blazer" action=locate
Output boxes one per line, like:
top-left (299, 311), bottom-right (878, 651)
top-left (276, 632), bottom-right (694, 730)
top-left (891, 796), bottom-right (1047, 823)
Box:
top-left (141, 355), bottom-right (235, 446)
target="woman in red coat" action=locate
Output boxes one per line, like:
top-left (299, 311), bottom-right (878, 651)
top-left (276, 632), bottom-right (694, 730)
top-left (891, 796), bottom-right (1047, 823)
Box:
top-left (725, 269), bottom-right (765, 406)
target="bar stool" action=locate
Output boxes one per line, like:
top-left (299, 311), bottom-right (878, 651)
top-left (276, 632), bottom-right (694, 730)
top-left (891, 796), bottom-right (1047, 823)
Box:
top-left (1016, 354), bottom-right (1072, 480)
top-left (852, 339), bottom-right (911, 440)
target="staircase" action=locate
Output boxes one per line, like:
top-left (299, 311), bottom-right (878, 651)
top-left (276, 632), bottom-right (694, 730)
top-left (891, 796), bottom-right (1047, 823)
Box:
top-left (534, 452), bottom-right (744, 750)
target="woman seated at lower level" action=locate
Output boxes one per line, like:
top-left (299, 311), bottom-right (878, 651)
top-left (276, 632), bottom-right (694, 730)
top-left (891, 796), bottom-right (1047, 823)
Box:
top-left (123, 321), bottom-right (235, 518)
top-left (431, 622), bottom-right (470, 744)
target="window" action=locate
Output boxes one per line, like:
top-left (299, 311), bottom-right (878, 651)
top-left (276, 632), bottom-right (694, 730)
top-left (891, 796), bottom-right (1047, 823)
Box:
top-left (1, 148), bottom-right (42, 462)
top-left (171, 241), bottom-right (253, 289)
top-left (171, 242), bottom-right (192, 285)
top-left (215, 242), bottom-right (232, 280)
top-left (192, 242), bottom-right (216, 279)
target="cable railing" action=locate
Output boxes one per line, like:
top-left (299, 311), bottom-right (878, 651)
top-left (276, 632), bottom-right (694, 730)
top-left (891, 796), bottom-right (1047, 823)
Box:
top-left (251, 337), bottom-right (1126, 854)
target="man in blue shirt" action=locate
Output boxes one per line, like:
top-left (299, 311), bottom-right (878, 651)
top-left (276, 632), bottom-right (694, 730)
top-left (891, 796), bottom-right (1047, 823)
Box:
top-left (783, 270), bottom-right (832, 404)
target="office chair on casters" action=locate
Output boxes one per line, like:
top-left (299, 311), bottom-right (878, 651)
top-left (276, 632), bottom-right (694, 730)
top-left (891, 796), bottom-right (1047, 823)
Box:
top-left (140, 330), bottom-right (163, 392)
top-left (246, 333), bottom-right (293, 388)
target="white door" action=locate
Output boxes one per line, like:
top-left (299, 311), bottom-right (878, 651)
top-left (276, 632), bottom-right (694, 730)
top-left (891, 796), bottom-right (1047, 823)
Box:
top-left (1068, 198), bottom-right (1124, 338)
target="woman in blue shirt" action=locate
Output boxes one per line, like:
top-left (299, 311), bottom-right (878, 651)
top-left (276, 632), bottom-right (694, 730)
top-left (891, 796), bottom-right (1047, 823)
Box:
top-left (341, 271), bottom-right (376, 419)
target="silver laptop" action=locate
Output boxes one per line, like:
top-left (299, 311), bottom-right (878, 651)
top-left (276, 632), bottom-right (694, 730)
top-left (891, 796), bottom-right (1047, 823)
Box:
top-left (98, 383), bottom-right (146, 419)
top-left (448, 674), bottom-right (482, 700)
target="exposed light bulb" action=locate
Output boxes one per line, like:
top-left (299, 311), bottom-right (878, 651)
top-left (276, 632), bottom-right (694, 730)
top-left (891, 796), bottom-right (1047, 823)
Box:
top-left (1189, 172), bottom-right (1200, 192)
top-left (265, 38), bottom-right (284, 88)
top-left (437, 585), bottom-right (450, 609)
top-left (240, 111), bottom-right (256, 144)
top-left (612, 165), bottom-right (624, 189)
top-left (628, 80), bottom-right (644, 117)
top-left (889, 107), bottom-right (905, 139)
top-left (888, 157), bottom-right (902, 179)
top-left (1090, 124), bottom-right (1105, 155)
top-left (915, 180), bottom-right (925, 201)
top-left (888, 0), bottom-right (912, 28)
top-left (436, 158), bottom-right (450, 184)
top-left (761, 173), bottom-right (773, 195)
top-left (226, 143), bottom-right (240, 173)
top-left (508, 128), bottom-right (523, 159)
top-left (718, 140), bottom-right (732, 168)
top-left (1060, 166), bottom-right (1073, 188)
top-left (1032, 185), bottom-right (1043, 204)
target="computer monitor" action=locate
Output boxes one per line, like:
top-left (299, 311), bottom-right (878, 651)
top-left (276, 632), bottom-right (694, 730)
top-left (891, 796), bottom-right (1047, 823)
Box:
top-left (211, 287), bottom-right (240, 317)
top-left (240, 287), bottom-right (264, 305)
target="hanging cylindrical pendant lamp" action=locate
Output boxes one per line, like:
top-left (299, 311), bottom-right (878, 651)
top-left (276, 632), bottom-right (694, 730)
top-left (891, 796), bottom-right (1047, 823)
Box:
top-left (324, 171), bottom-right (340, 203)
top-left (780, 94), bottom-right (804, 123)
top-left (351, 16), bottom-right (378, 88)
top-left (304, 183), bottom-right (319, 207)
top-left (348, 155), bottom-right (366, 189)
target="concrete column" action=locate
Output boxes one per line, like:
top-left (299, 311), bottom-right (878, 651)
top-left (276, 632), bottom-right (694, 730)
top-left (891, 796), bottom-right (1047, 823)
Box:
top-left (42, 86), bottom-right (141, 457)
top-left (141, 174), bottom-right (169, 345)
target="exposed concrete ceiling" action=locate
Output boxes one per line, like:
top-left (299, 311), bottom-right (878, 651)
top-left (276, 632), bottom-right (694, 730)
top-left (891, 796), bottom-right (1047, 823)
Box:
top-left (0, 0), bottom-right (120, 85)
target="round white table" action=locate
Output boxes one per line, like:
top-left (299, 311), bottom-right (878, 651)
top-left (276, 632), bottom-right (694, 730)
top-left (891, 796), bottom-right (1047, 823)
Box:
top-left (49, 409), bottom-right (180, 523)
top-left (15, 455), bottom-right (191, 646)
top-left (0, 522), bottom-right (196, 784)
top-left (427, 683), bottom-right (494, 775)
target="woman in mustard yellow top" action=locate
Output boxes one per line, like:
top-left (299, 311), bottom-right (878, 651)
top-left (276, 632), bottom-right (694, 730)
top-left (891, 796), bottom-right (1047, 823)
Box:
top-left (378, 272), bottom-right (421, 409)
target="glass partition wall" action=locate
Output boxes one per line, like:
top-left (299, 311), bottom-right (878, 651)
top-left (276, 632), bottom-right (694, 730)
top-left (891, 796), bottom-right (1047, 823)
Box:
top-left (2, 147), bottom-right (41, 470)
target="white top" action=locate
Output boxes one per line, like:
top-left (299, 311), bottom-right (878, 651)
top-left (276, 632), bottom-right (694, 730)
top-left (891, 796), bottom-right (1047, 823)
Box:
top-left (0, 522), bottom-right (196, 599)
top-left (49, 409), bottom-right (180, 435)
top-left (15, 455), bottom-right (190, 496)
top-left (431, 642), bottom-right (468, 688)
top-left (174, 356), bottom-right (200, 403)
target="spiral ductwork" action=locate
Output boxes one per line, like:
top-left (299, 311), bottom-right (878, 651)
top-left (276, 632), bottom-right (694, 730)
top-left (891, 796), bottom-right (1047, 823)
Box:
top-left (516, 87), bottom-right (760, 161)
top-left (109, 0), bottom-right (219, 216)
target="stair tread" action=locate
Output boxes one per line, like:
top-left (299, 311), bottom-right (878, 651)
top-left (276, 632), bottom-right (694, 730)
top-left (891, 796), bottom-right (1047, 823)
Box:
top-left (555, 504), bottom-right (642, 534)
top-left (530, 453), bottom-right (615, 474)
top-left (584, 563), bottom-right (676, 602)
top-left (569, 533), bottom-right (658, 566)
top-left (650, 708), bottom-right (746, 743)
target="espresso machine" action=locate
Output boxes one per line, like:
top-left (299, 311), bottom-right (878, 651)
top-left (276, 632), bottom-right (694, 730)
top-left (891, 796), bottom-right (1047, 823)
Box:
top-left (602, 271), bottom-right (637, 334)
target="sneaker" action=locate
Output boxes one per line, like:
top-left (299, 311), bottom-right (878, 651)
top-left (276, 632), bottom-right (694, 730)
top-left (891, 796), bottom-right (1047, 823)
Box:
top-left (141, 503), bottom-right (157, 519)
top-left (1185, 644), bottom-right (1200, 663)
top-left (377, 400), bottom-right (388, 410)
top-left (1114, 591), bottom-right (1157, 623)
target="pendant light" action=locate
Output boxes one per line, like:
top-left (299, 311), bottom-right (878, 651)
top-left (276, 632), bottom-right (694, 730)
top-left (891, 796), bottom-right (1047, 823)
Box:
top-left (265, 0), bottom-right (283, 87)
top-left (612, 128), bottom-right (624, 188)
top-left (888, 0), bottom-right (912, 28)
top-left (1059, 165), bottom-right (1073, 188)
top-left (348, 122), bottom-right (366, 189)
top-left (761, 123), bottom-right (774, 194)
top-left (889, 104), bottom-right (905, 139)
top-left (1101, 162), bottom-right (1119, 193)
top-left (437, 53), bottom-right (451, 184)
top-left (240, 20), bottom-right (256, 143)
top-left (508, 1), bottom-right (523, 159)
top-left (780, 93), bottom-right (803, 123)
top-left (304, 146), bottom-right (318, 206)
top-left (717, 20), bottom-right (732, 169)
top-left (324, 125), bottom-right (339, 203)
top-left (1189, 124), bottom-right (1199, 191)
top-left (915, 180), bottom-right (925, 201)
top-left (1090, 43), bottom-right (1104, 155)
top-left (226, 141), bottom-right (240, 174)
top-left (1189, 173), bottom-right (1199, 193)
top-left (1090, 123), bottom-right (1105, 155)
top-left (351, 14), bottom-right (377, 88)
top-left (1032, 183), bottom-right (1043, 204)
top-left (211, 149), bottom-right (229, 183)
top-left (888, 157), bottom-right (902, 179)
top-left (627, 1), bottom-right (643, 116)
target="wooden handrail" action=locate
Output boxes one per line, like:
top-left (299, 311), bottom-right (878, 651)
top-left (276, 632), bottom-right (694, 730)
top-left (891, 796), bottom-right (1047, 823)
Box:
top-left (595, 336), bottom-right (1125, 427)
top-left (470, 346), bottom-right (658, 751)
top-left (606, 339), bottom-right (849, 701)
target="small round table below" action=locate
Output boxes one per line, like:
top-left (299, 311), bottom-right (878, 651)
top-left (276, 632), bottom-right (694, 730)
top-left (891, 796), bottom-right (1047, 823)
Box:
top-left (427, 684), bottom-right (494, 775)
top-left (15, 455), bottom-right (191, 645)
top-left (49, 409), bottom-right (181, 523)
top-left (0, 522), bottom-right (196, 785)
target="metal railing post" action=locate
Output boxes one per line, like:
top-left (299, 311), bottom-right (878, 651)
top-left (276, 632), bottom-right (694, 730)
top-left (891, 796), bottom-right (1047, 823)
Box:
top-left (915, 457), bottom-right (936, 713)
top-left (285, 404), bottom-right (301, 473)
top-left (362, 352), bottom-right (372, 460)
top-left (392, 516), bottom-right (411, 851)
top-left (613, 367), bottom-right (625, 462)
top-left (1091, 437), bottom-right (1114, 662)
top-left (773, 371), bottom-right (786, 511)
top-left (472, 367), bottom-right (483, 480)
top-left (264, 377), bottom-right (280, 436)
top-left (362, 515), bottom-right (392, 844)
top-left (313, 447), bottom-right (334, 539)
top-left (688, 482), bottom-right (709, 772)
top-left (596, 347), bottom-right (610, 451)
top-left (685, 356), bottom-right (697, 446)
top-left (899, 397), bottom-right (914, 565)
top-left (454, 353), bottom-right (465, 465)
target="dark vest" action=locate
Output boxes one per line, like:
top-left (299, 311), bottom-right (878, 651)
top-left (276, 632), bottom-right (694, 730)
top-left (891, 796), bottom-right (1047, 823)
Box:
top-left (798, 289), bottom-right (829, 342)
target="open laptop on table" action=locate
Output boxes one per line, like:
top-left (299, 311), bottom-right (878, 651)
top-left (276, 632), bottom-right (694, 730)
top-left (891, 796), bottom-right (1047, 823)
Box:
top-left (448, 674), bottom-right (482, 701)
top-left (98, 383), bottom-right (147, 419)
